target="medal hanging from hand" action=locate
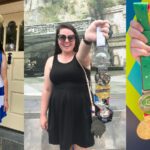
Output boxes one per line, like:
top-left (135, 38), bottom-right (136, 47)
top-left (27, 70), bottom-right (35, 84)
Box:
top-left (134, 2), bottom-right (150, 140)
top-left (93, 27), bottom-right (113, 123)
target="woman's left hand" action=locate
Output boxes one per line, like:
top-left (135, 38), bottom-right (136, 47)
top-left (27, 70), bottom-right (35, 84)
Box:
top-left (4, 98), bottom-right (9, 112)
top-left (84, 20), bottom-right (110, 42)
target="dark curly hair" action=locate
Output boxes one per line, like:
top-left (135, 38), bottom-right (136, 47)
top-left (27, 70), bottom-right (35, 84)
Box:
top-left (54, 23), bottom-right (80, 55)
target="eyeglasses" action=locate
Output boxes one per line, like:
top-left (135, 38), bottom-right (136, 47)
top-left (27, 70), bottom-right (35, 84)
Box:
top-left (58, 34), bottom-right (75, 42)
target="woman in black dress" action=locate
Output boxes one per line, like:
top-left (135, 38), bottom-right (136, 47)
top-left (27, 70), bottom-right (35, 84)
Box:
top-left (40, 20), bottom-right (110, 150)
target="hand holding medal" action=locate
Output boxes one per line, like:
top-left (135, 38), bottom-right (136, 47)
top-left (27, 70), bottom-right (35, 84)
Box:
top-left (133, 2), bottom-right (150, 140)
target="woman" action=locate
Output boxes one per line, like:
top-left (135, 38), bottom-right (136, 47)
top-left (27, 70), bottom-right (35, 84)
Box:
top-left (40, 20), bottom-right (110, 150)
top-left (129, 20), bottom-right (150, 60)
top-left (0, 42), bottom-right (8, 123)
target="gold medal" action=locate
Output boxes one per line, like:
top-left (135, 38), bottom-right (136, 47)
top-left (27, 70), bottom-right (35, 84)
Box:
top-left (95, 72), bottom-right (110, 86)
top-left (137, 116), bottom-right (150, 140)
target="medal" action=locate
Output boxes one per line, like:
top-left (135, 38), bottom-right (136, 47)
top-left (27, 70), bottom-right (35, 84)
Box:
top-left (137, 93), bottom-right (150, 140)
top-left (139, 93), bottom-right (150, 113)
top-left (134, 2), bottom-right (150, 140)
top-left (95, 72), bottom-right (110, 86)
top-left (136, 116), bottom-right (150, 140)
top-left (92, 27), bottom-right (113, 123)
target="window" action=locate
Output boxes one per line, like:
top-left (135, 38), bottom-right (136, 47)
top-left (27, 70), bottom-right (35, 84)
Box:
top-left (19, 21), bottom-right (24, 51)
top-left (6, 21), bottom-right (17, 51)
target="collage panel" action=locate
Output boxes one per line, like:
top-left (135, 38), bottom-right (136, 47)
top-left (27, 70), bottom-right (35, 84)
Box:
top-left (2, 0), bottom-right (150, 150)
top-left (126, 0), bottom-right (150, 149)
top-left (0, 0), bottom-right (24, 150)
top-left (24, 0), bottom-right (126, 150)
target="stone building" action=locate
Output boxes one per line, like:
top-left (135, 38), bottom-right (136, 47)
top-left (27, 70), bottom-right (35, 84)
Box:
top-left (104, 5), bottom-right (126, 67)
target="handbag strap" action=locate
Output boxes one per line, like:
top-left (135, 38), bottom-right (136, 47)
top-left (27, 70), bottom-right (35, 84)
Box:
top-left (77, 60), bottom-right (95, 112)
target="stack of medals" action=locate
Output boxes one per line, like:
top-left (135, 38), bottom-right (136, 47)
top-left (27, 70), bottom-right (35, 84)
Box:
top-left (93, 27), bottom-right (113, 123)
top-left (134, 2), bottom-right (150, 140)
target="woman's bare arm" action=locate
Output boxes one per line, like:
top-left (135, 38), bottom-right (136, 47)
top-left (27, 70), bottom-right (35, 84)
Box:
top-left (1, 53), bottom-right (8, 111)
top-left (40, 56), bottom-right (54, 129)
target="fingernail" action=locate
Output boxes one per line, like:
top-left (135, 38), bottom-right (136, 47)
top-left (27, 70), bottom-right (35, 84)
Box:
top-left (140, 27), bottom-right (144, 32)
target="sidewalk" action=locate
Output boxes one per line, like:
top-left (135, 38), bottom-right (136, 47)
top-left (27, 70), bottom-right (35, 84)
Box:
top-left (24, 70), bottom-right (126, 150)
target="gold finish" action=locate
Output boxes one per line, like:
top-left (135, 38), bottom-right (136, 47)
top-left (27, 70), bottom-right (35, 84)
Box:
top-left (137, 116), bottom-right (150, 140)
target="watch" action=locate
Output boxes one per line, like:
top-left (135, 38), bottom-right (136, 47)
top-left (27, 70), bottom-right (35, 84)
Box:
top-left (83, 35), bottom-right (92, 45)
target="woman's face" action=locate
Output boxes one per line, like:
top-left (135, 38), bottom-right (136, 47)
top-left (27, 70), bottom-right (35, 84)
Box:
top-left (58, 28), bottom-right (76, 54)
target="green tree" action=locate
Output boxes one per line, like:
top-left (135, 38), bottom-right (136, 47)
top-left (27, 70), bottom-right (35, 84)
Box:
top-left (87, 0), bottom-right (125, 19)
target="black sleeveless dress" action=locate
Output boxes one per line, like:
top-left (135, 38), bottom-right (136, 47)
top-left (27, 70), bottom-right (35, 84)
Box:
top-left (48, 55), bottom-right (94, 149)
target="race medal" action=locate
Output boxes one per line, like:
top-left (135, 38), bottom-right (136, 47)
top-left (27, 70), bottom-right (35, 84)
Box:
top-left (92, 27), bottom-right (113, 123)
top-left (95, 84), bottom-right (110, 100)
top-left (139, 93), bottom-right (150, 113)
top-left (134, 2), bottom-right (150, 140)
top-left (137, 116), bottom-right (150, 140)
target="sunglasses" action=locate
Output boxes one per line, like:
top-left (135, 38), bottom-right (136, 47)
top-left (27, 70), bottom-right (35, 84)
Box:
top-left (58, 34), bottom-right (75, 42)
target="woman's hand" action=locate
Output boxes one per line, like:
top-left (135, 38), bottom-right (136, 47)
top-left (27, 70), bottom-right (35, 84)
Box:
top-left (84, 20), bottom-right (110, 42)
top-left (40, 114), bottom-right (48, 130)
top-left (128, 20), bottom-right (150, 60)
top-left (4, 97), bottom-right (9, 112)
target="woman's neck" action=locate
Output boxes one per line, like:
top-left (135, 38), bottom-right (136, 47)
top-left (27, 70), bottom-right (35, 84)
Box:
top-left (60, 51), bottom-right (75, 57)
top-left (58, 52), bottom-right (75, 63)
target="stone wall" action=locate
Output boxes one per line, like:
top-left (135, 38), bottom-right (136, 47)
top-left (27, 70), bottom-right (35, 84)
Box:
top-left (104, 5), bottom-right (126, 34)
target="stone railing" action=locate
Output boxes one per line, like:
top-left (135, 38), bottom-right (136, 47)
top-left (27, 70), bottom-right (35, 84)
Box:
top-left (24, 19), bottom-right (92, 36)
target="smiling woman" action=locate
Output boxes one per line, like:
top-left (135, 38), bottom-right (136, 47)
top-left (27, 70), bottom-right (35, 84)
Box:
top-left (40, 20), bottom-right (110, 150)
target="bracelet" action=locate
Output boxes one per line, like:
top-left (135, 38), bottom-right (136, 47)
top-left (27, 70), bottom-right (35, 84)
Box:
top-left (83, 35), bottom-right (92, 45)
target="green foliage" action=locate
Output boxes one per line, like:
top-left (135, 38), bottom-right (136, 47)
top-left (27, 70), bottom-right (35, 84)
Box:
top-left (36, 0), bottom-right (89, 22)
top-left (37, 3), bottom-right (61, 22)
top-left (87, 0), bottom-right (114, 19)
top-left (28, 0), bottom-right (125, 23)
top-left (117, 0), bottom-right (126, 5)
top-left (87, 0), bottom-right (125, 19)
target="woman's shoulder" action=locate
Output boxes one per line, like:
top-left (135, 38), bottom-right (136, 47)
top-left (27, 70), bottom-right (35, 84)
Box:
top-left (47, 55), bottom-right (54, 63)
top-left (45, 55), bottom-right (55, 69)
